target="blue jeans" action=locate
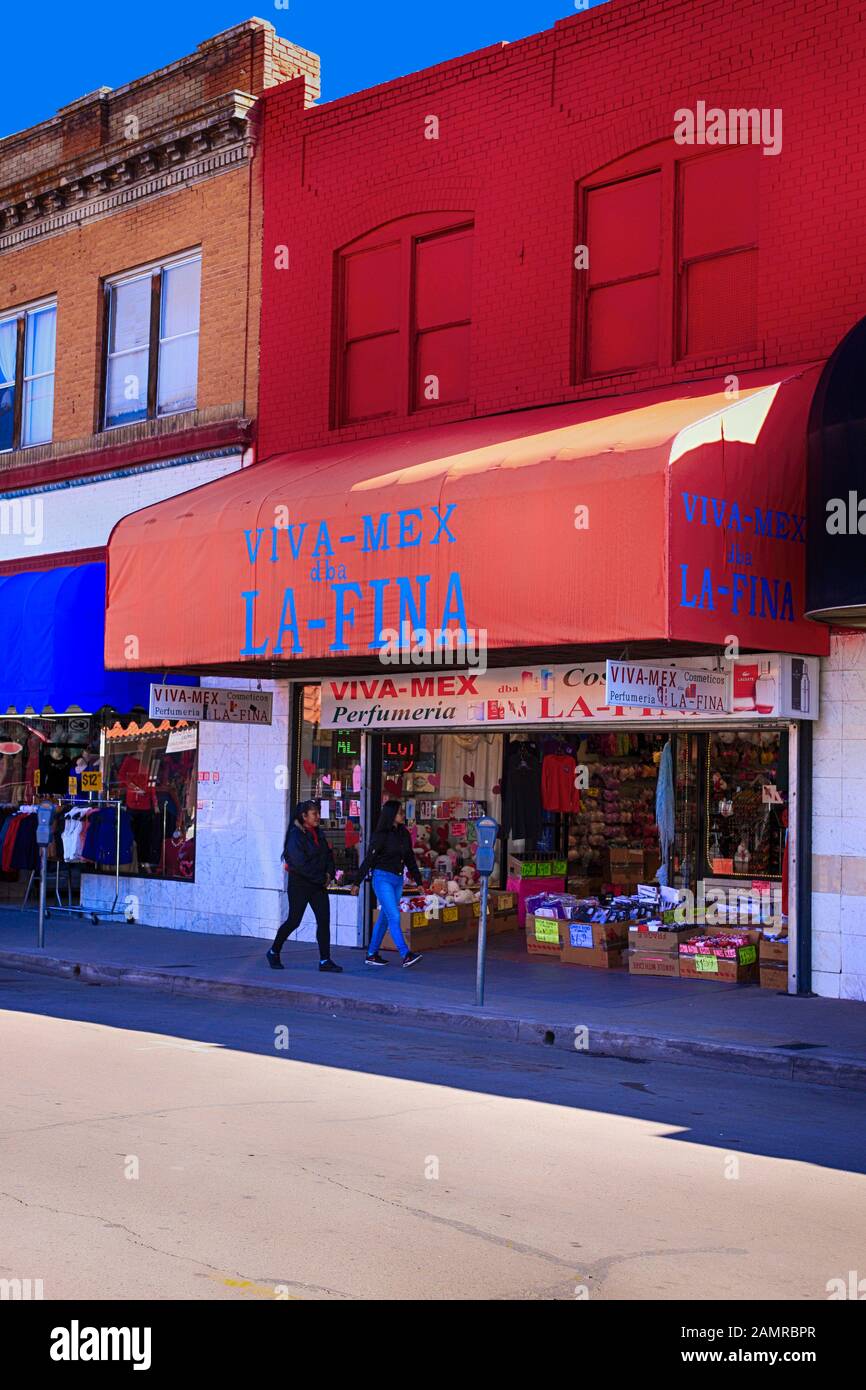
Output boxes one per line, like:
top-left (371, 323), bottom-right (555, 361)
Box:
top-left (369, 869), bottom-right (409, 956)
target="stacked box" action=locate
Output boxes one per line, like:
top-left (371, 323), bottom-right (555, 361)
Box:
top-left (524, 913), bottom-right (565, 958)
top-left (627, 926), bottom-right (702, 978)
top-left (560, 919), bottom-right (628, 968)
top-left (679, 930), bottom-right (759, 982)
top-left (760, 936), bottom-right (789, 990)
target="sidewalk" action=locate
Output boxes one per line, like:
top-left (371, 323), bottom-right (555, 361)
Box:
top-left (1, 907), bottom-right (865, 1090)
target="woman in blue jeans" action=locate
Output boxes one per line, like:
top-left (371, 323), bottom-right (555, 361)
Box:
top-left (350, 799), bottom-right (424, 967)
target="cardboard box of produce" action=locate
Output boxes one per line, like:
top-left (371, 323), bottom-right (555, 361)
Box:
top-left (628, 949), bottom-right (681, 978)
top-left (560, 919), bottom-right (627, 968)
top-left (759, 963), bottom-right (788, 990)
top-left (524, 913), bottom-right (564, 957)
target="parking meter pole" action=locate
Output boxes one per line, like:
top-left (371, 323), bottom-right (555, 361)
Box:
top-left (37, 844), bottom-right (47, 949)
top-left (476, 873), bottom-right (490, 1006)
top-left (35, 802), bottom-right (54, 949)
top-left (473, 815), bottom-right (499, 1008)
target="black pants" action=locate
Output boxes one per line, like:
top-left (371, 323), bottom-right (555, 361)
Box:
top-left (273, 875), bottom-right (331, 958)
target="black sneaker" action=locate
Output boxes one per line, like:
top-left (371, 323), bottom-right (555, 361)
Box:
top-left (401, 951), bottom-right (423, 968)
top-left (319, 958), bottom-right (343, 973)
top-left (365, 953), bottom-right (388, 966)
top-left (266, 948), bottom-right (284, 971)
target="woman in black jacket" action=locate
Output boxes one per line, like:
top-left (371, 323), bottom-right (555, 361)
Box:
top-left (351, 799), bottom-right (423, 967)
top-left (267, 800), bottom-right (343, 972)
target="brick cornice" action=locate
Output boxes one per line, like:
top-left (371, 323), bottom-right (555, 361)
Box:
top-left (0, 93), bottom-right (258, 252)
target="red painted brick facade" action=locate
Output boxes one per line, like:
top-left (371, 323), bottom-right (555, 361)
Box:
top-left (258, 0), bottom-right (866, 459)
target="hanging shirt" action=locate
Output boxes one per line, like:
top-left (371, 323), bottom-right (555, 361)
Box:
top-left (118, 756), bottom-right (157, 811)
top-left (541, 753), bottom-right (582, 813)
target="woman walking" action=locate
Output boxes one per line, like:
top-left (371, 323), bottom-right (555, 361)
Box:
top-left (351, 799), bottom-right (423, 967)
top-left (267, 800), bottom-right (343, 973)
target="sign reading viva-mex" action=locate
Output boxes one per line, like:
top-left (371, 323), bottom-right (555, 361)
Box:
top-left (319, 656), bottom-right (819, 729)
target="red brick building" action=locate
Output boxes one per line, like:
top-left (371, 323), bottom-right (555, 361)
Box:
top-left (104, 0), bottom-right (866, 998)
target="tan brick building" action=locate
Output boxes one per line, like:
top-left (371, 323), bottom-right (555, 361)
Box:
top-left (0, 17), bottom-right (319, 522)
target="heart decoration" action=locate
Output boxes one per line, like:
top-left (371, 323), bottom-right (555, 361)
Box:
top-left (322, 774), bottom-right (332, 786)
top-left (462, 772), bottom-right (475, 787)
top-left (302, 759), bottom-right (316, 777)
top-left (492, 782), bottom-right (501, 795)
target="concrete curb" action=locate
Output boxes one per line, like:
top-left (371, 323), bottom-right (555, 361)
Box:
top-left (3, 947), bottom-right (865, 1092)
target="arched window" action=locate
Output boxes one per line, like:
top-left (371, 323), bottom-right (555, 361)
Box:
top-left (335, 213), bottom-right (473, 426)
top-left (576, 143), bottom-right (758, 379)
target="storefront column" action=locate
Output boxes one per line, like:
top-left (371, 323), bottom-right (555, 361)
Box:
top-left (787, 720), bottom-right (813, 995)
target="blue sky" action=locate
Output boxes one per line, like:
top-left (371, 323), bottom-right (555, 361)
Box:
top-left (1, 0), bottom-right (607, 139)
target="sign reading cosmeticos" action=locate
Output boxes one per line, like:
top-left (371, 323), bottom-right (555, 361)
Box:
top-left (150, 684), bottom-right (273, 725)
top-left (319, 656), bottom-right (818, 730)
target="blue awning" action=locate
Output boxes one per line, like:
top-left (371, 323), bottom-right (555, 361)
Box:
top-left (0, 562), bottom-right (195, 715)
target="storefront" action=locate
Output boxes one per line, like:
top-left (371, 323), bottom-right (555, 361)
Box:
top-left (102, 368), bottom-right (830, 976)
top-left (289, 653), bottom-right (817, 983)
top-left (0, 561), bottom-right (198, 912)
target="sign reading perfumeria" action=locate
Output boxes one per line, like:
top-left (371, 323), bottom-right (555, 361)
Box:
top-left (149, 684), bottom-right (273, 725)
top-left (319, 655), bottom-right (818, 730)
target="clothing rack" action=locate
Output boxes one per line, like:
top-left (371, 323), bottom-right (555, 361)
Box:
top-left (41, 796), bottom-right (128, 924)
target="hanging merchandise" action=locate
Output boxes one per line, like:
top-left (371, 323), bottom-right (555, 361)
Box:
top-left (541, 750), bottom-right (581, 814)
top-left (655, 740), bottom-right (676, 885)
top-left (502, 740), bottom-right (543, 848)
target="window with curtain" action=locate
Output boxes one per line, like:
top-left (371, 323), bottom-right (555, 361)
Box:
top-left (0, 301), bottom-right (57, 452)
top-left (103, 252), bottom-right (201, 429)
top-left (337, 215), bottom-right (473, 425)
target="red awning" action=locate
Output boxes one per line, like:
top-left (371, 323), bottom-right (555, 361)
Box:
top-left (105, 365), bottom-right (829, 671)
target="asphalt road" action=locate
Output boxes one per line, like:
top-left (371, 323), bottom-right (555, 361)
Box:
top-left (0, 967), bottom-right (863, 1301)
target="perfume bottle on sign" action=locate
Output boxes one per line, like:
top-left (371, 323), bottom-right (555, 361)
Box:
top-left (754, 660), bottom-right (776, 714)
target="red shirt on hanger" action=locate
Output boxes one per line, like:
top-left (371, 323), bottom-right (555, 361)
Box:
top-left (541, 753), bottom-right (581, 813)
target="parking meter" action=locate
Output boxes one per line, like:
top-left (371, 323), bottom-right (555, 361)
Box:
top-left (36, 804), bottom-right (54, 845)
top-left (36, 803), bottom-right (54, 949)
top-left (474, 815), bottom-right (498, 876)
top-left (473, 816), bottom-right (500, 1006)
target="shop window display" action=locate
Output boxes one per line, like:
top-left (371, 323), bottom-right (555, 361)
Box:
top-left (705, 731), bottom-right (785, 878)
top-left (380, 731), bottom-right (503, 888)
top-left (295, 685), bottom-right (363, 879)
top-left (103, 719), bottom-right (198, 881)
top-left (564, 732), bottom-right (664, 888)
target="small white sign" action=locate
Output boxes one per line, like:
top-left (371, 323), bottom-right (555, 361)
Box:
top-left (150, 684), bottom-right (273, 725)
top-left (569, 923), bottom-right (594, 949)
top-left (605, 661), bottom-right (729, 713)
top-left (166, 727), bottom-right (198, 752)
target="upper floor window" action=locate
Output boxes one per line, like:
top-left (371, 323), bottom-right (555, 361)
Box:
top-left (678, 148), bottom-right (758, 357)
top-left (584, 173), bottom-right (662, 376)
top-left (0, 300), bottom-right (57, 452)
top-left (103, 251), bottom-right (201, 430)
top-left (577, 144), bottom-right (758, 379)
top-left (337, 215), bottom-right (473, 426)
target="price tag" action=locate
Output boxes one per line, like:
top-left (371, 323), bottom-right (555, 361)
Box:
top-left (738, 944), bottom-right (757, 965)
top-left (534, 919), bottom-right (560, 944)
top-left (442, 907), bottom-right (458, 923)
top-left (81, 770), bottom-right (103, 793)
top-left (472, 901), bottom-right (480, 917)
top-left (569, 923), bottom-right (594, 949)
top-left (412, 912), bottom-right (427, 928)
top-left (68, 776), bottom-right (77, 796)
top-left (33, 769), bottom-right (41, 788)
top-left (695, 954), bottom-right (719, 973)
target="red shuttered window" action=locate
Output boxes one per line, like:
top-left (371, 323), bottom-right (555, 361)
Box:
top-left (583, 172), bottom-right (662, 377)
top-left (337, 215), bottom-right (473, 426)
top-left (679, 148), bottom-right (759, 357)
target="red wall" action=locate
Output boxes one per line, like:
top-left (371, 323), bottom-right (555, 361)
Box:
top-left (257, 0), bottom-right (866, 461)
